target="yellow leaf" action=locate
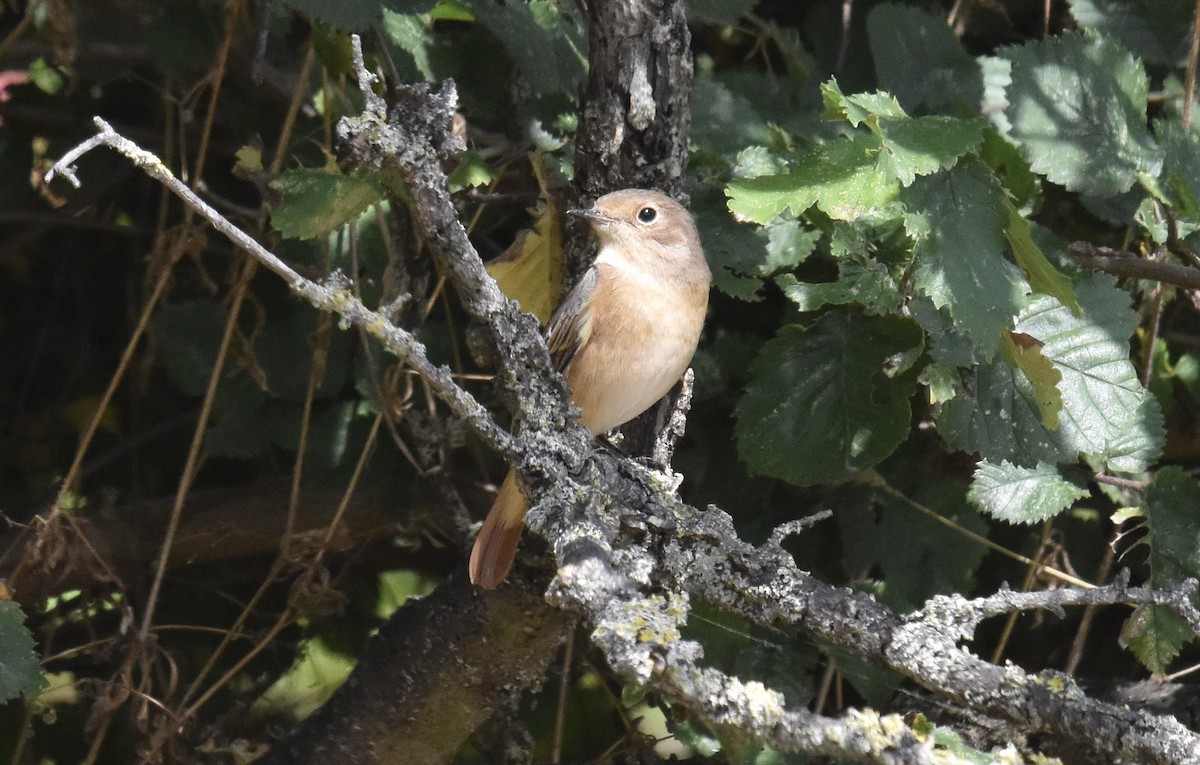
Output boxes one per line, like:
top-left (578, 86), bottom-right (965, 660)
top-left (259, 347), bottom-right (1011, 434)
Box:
top-left (234, 145), bottom-right (264, 176)
top-left (486, 199), bottom-right (565, 325)
top-left (1001, 330), bottom-right (1063, 430)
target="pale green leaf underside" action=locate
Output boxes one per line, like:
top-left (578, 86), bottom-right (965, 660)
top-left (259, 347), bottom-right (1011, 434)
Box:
top-left (967, 459), bottom-right (1087, 524)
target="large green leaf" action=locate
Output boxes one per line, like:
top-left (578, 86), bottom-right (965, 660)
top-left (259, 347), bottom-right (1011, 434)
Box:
top-left (967, 460), bottom-right (1087, 524)
top-left (940, 275), bottom-right (1164, 471)
top-left (1144, 467), bottom-right (1200, 587)
top-left (726, 134), bottom-right (899, 224)
top-left (874, 115), bottom-right (983, 187)
top-left (1001, 30), bottom-right (1162, 197)
top-left (904, 159), bottom-right (1029, 356)
top-left (1156, 118), bottom-right (1200, 219)
top-left (271, 169), bottom-right (384, 241)
top-left (691, 184), bottom-right (817, 301)
top-left (0, 601), bottom-right (45, 703)
top-left (1067, 0), bottom-right (1192, 66)
top-left (866, 3), bottom-right (983, 112)
top-left (736, 313), bottom-right (923, 486)
top-left (821, 80), bottom-right (983, 186)
top-left (381, 10), bottom-right (438, 82)
top-left (1017, 276), bottom-right (1163, 472)
top-left (1005, 202), bottom-right (1081, 315)
top-left (999, 329), bottom-right (1063, 431)
top-left (938, 359), bottom-right (1072, 466)
top-left (1122, 604), bottom-right (1193, 675)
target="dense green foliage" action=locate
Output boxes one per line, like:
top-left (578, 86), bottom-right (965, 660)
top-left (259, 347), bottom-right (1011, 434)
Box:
top-left (3, 0), bottom-right (1200, 762)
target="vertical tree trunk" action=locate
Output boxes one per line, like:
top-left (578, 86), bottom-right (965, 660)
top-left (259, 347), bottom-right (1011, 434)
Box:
top-left (571, 0), bottom-right (696, 456)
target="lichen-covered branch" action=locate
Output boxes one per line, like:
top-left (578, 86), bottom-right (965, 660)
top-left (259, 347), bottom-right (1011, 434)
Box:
top-left (534, 459), bottom-right (1200, 763)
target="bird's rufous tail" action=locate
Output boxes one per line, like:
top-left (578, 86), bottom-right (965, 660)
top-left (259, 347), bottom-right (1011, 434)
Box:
top-left (469, 471), bottom-right (527, 588)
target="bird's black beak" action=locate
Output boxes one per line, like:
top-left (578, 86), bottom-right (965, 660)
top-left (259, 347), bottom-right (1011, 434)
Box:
top-left (567, 206), bottom-right (614, 226)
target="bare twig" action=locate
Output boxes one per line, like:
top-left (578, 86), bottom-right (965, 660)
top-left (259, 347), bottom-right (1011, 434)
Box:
top-left (1067, 241), bottom-right (1200, 290)
top-left (46, 119), bottom-right (519, 462)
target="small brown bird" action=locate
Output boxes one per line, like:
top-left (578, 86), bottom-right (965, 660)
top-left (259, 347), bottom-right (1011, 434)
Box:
top-left (469, 189), bottom-right (712, 589)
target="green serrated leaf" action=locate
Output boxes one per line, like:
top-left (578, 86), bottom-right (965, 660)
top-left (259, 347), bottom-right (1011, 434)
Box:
top-left (910, 298), bottom-right (978, 369)
top-left (1122, 603), bottom-right (1193, 674)
top-left (727, 134), bottom-right (899, 223)
top-left (270, 169), bottom-right (384, 241)
top-left (904, 158), bottom-right (1029, 355)
top-left (1000, 330), bottom-right (1063, 430)
top-left (381, 10), bottom-right (436, 82)
top-left (776, 258), bottom-right (900, 315)
top-left (980, 129), bottom-right (1040, 209)
top-left (1001, 30), bottom-right (1163, 196)
top-left (939, 360), bottom-right (1072, 467)
top-left (921, 363), bottom-right (958, 405)
top-left (1123, 467), bottom-right (1200, 671)
top-left (430, 0), bottom-right (473, 21)
top-left (1145, 467), bottom-right (1200, 586)
top-left (671, 719), bottom-right (723, 756)
top-left (1006, 202), bottom-right (1081, 315)
top-left (821, 79), bottom-right (906, 126)
top-left (821, 80), bottom-right (983, 186)
top-left (761, 220), bottom-right (819, 273)
top-left (0, 601), bottom-right (45, 703)
top-left (866, 3), bottom-right (983, 112)
top-left (1067, 0), bottom-right (1192, 66)
top-left (448, 150), bottom-right (497, 191)
top-left (736, 313), bottom-right (922, 486)
top-left (940, 275), bottom-right (1164, 471)
top-left (1017, 276), bottom-right (1163, 472)
top-left (1156, 118), bottom-right (1200, 220)
top-left (732, 146), bottom-right (788, 179)
top-left (876, 116), bottom-right (983, 186)
top-left (931, 725), bottom-right (1000, 765)
top-left (968, 460), bottom-right (1087, 524)
top-left (234, 145), bottom-right (265, 176)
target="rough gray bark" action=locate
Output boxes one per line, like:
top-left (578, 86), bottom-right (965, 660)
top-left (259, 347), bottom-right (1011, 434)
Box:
top-left (569, 0), bottom-right (697, 460)
top-left (572, 0), bottom-right (693, 207)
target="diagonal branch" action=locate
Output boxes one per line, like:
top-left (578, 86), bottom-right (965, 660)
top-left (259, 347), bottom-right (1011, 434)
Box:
top-left (47, 118), bottom-right (521, 464)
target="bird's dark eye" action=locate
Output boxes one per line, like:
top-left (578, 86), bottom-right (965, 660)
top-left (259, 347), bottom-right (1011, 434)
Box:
top-left (637, 206), bottom-right (658, 224)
